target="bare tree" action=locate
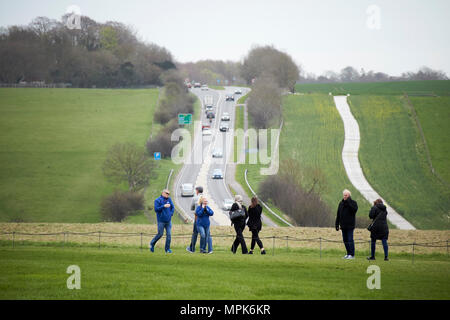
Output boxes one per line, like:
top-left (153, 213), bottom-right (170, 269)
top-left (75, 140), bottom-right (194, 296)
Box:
top-left (103, 142), bottom-right (157, 192)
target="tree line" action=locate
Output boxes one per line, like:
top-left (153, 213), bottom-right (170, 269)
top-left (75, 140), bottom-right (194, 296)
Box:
top-left (299, 66), bottom-right (448, 84)
top-left (0, 15), bottom-right (175, 87)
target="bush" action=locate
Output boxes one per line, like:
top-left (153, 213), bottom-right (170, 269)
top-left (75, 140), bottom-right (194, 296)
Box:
top-left (100, 191), bottom-right (144, 222)
top-left (259, 175), bottom-right (333, 227)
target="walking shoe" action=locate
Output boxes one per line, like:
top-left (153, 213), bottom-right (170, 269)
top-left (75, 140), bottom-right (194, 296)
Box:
top-left (367, 256), bottom-right (376, 261)
top-left (261, 250), bottom-right (266, 255)
top-left (342, 255), bottom-right (349, 259)
top-left (200, 250), bottom-right (207, 254)
top-left (384, 257), bottom-right (389, 261)
top-left (150, 245), bottom-right (154, 253)
top-left (186, 246), bottom-right (194, 253)
top-left (208, 251), bottom-right (213, 254)
top-left (165, 249), bottom-right (172, 254)
top-left (345, 255), bottom-right (355, 260)
top-left (248, 250), bottom-right (253, 255)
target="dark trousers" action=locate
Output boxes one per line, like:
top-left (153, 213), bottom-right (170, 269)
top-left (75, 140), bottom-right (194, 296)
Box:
top-left (371, 238), bottom-right (388, 258)
top-left (250, 229), bottom-right (264, 250)
top-left (232, 223), bottom-right (248, 254)
top-left (341, 228), bottom-right (355, 256)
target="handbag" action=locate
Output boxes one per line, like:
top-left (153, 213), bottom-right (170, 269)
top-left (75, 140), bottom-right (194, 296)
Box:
top-left (229, 208), bottom-right (245, 221)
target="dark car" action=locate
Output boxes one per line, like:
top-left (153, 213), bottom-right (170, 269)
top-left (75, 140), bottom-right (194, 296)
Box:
top-left (225, 94), bottom-right (235, 101)
top-left (206, 111), bottom-right (215, 119)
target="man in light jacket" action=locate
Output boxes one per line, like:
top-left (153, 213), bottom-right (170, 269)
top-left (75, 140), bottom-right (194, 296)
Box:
top-left (150, 189), bottom-right (175, 253)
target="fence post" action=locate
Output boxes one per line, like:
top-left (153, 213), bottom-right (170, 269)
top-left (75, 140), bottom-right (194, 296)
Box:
top-left (63, 232), bottom-right (66, 247)
top-left (12, 232), bottom-right (15, 248)
top-left (98, 231), bottom-right (101, 249)
top-left (447, 240), bottom-right (448, 256)
top-left (412, 241), bottom-right (415, 264)
top-left (320, 237), bottom-right (322, 259)
top-left (140, 233), bottom-right (143, 250)
top-left (286, 236), bottom-right (288, 252)
top-left (272, 236), bottom-right (275, 256)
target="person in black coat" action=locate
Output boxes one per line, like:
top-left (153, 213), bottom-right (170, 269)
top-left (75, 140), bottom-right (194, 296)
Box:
top-left (367, 199), bottom-right (389, 261)
top-left (335, 189), bottom-right (358, 259)
top-left (229, 195), bottom-right (248, 254)
top-left (247, 197), bottom-right (266, 255)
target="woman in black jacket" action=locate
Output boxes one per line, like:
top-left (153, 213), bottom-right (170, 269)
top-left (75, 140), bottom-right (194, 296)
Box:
top-left (367, 199), bottom-right (389, 261)
top-left (229, 195), bottom-right (248, 254)
top-left (247, 197), bottom-right (266, 255)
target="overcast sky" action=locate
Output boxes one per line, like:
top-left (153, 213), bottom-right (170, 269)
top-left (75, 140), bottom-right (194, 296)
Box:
top-left (1, 0), bottom-right (449, 76)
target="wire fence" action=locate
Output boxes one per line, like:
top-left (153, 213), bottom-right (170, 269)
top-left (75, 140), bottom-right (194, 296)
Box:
top-left (1, 231), bottom-right (448, 263)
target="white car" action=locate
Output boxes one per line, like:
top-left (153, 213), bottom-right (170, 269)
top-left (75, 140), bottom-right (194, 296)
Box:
top-left (202, 128), bottom-right (212, 136)
top-left (212, 149), bottom-right (223, 158)
top-left (222, 198), bottom-right (234, 210)
top-left (212, 169), bottom-right (223, 179)
top-left (181, 183), bottom-right (194, 197)
top-left (201, 85), bottom-right (209, 91)
top-left (219, 122), bottom-right (229, 132)
top-left (221, 112), bottom-right (230, 121)
top-left (234, 89), bottom-right (242, 95)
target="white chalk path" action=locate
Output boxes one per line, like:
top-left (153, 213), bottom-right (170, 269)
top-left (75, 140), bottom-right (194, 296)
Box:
top-left (333, 96), bottom-right (416, 230)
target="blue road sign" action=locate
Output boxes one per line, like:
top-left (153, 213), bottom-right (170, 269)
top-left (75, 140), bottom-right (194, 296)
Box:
top-left (154, 152), bottom-right (161, 160)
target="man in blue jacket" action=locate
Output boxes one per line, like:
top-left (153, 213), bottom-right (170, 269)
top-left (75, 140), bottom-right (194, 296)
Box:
top-left (195, 197), bottom-right (214, 254)
top-left (150, 189), bottom-right (175, 253)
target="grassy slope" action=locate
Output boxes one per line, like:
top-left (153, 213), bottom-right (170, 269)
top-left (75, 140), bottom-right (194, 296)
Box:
top-left (411, 96), bottom-right (450, 183)
top-left (0, 245), bottom-right (448, 299)
top-left (349, 95), bottom-right (450, 229)
top-left (295, 80), bottom-right (450, 95)
top-left (279, 94), bottom-right (372, 217)
top-left (0, 88), bottom-right (160, 223)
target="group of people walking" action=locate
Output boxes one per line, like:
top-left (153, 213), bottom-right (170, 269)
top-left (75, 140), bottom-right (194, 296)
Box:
top-left (150, 187), bottom-right (389, 261)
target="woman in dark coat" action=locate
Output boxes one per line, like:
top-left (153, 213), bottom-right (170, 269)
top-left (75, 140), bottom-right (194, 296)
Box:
top-left (247, 197), bottom-right (266, 254)
top-left (367, 199), bottom-right (389, 261)
top-left (229, 195), bottom-right (248, 254)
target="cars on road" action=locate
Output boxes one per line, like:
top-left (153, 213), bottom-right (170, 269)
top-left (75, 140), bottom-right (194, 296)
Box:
top-left (212, 148), bottom-right (223, 158)
top-left (205, 105), bottom-right (213, 113)
top-left (234, 89), bottom-right (242, 95)
top-left (219, 122), bottom-right (229, 132)
top-left (201, 85), bottom-right (209, 91)
top-left (222, 198), bottom-right (234, 210)
top-left (202, 128), bottom-right (212, 136)
top-left (221, 112), bottom-right (230, 121)
top-left (225, 94), bottom-right (235, 101)
top-left (212, 168), bottom-right (223, 179)
top-left (194, 83), bottom-right (201, 88)
top-left (206, 111), bottom-right (215, 119)
top-left (181, 183), bottom-right (194, 197)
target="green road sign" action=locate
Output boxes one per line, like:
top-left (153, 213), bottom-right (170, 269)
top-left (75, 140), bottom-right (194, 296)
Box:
top-left (178, 113), bottom-right (192, 125)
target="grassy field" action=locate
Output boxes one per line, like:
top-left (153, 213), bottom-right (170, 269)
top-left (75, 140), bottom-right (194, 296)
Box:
top-left (278, 94), bottom-right (372, 217)
top-left (0, 243), bottom-right (448, 299)
top-left (348, 95), bottom-right (450, 229)
top-left (0, 88), bottom-right (161, 223)
top-left (410, 96), bottom-right (450, 183)
top-left (295, 80), bottom-right (450, 95)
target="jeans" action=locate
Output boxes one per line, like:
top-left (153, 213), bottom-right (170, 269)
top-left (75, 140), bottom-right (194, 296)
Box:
top-left (150, 221), bottom-right (172, 252)
top-left (197, 224), bottom-right (211, 253)
top-left (190, 222), bottom-right (213, 252)
top-left (341, 228), bottom-right (355, 256)
top-left (250, 229), bottom-right (264, 250)
top-left (371, 239), bottom-right (388, 258)
top-left (232, 223), bottom-right (248, 254)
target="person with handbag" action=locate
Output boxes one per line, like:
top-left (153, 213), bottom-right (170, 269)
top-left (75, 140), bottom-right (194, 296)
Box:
top-left (195, 197), bottom-right (214, 254)
top-left (335, 189), bottom-right (358, 259)
top-left (229, 195), bottom-right (249, 254)
top-left (247, 197), bottom-right (266, 255)
top-left (367, 199), bottom-right (389, 261)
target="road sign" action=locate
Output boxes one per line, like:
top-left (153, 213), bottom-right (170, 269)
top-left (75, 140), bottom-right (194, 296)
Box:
top-left (178, 113), bottom-right (192, 125)
top-left (154, 152), bottom-right (161, 160)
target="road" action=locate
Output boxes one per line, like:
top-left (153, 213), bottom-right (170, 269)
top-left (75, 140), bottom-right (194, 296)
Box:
top-left (333, 95), bottom-right (416, 230)
top-left (173, 86), bottom-right (250, 226)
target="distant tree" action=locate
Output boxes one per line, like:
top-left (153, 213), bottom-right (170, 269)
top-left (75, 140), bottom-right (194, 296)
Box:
top-left (247, 77), bottom-right (282, 129)
top-left (100, 190), bottom-right (144, 222)
top-left (103, 143), bottom-right (158, 192)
